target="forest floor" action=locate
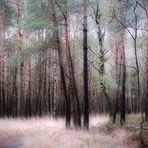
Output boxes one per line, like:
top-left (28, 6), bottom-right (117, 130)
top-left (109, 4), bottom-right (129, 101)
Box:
top-left (0, 115), bottom-right (142, 148)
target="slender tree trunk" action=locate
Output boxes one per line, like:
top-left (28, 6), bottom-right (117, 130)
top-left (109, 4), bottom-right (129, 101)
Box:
top-left (83, 0), bottom-right (89, 130)
top-left (145, 27), bottom-right (148, 121)
top-left (133, 6), bottom-right (143, 121)
top-left (13, 65), bottom-right (18, 117)
top-left (120, 32), bottom-right (126, 124)
top-left (28, 55), bottom-right (32, 117)
top-left (0, 7), bottom-right (5, 117)
top-left (113, 46), bottom-right (120, 123)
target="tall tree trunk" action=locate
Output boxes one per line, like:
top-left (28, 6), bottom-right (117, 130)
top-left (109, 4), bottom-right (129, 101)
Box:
top-left (113, 46), bottom-right (120, 123)
top-left (13, 65), bottom-right (18, 117)
top-left (0, 6), bottom-right (5, 117)
top-left (113, 0), bottom-right (126, 124)
top-left (28, 55), bottom-right (32, 117)
top-left (145, 27), bottom-right (148, 121)
top-left (83, 0), bottom-right (89, 130)
top-left (133, 3), bottom-right (143, 122)
top-left (64, 10), bottom-right (81, 127)
top-left (120, 31), bottom-right (126, 125)
top-left (95, 3), bottom-right (113, 116)
top-left (49, 0), bottom-right (71, 127)
top-left (16, 0), bottom-right (24, 117)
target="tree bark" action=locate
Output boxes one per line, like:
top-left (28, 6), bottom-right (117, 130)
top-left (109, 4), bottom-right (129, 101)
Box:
top-left (49, 0), bottom-right (71, 127)
top-left (83, 0), bottom-right (89, 130)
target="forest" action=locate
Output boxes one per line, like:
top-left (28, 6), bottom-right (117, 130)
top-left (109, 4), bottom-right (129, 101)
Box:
top-left (0, 0), bottom-right (148, 147)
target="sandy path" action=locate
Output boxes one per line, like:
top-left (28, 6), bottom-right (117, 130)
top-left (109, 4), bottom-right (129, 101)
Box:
top-left (0, 116), bottom-right (139, 148)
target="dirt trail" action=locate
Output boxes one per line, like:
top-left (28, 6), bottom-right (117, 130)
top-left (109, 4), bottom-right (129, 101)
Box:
top-left (0, 137), bottom-right (22, 148)
top-left (0, 116), bottom-right (139, 148)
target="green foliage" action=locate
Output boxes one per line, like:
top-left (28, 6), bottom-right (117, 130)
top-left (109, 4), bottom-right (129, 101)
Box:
top-left (109, 0), bottom-right (143, 34)
top-left (0, 0), bottom-right (14, 27)
top-left (24, 0), bottom-right (49, 31)
top-left (23, 20), bottom-right (49, 31)
top-left (105, 71), bottom-right (117, 90)
top-left (10, 41), bottom-right (50, 64)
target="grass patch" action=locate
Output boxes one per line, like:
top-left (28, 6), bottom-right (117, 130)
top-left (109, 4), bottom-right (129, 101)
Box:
top-left (103, 114), bottom-right (142, 132)
top-left (126, 114), bottom-right (142, 125)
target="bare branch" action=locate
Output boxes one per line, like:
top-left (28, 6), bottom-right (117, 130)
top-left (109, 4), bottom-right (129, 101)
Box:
top-left (113, 9), bottom-right (135, 40)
